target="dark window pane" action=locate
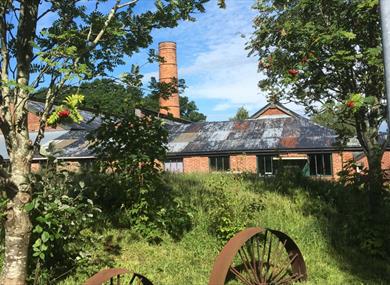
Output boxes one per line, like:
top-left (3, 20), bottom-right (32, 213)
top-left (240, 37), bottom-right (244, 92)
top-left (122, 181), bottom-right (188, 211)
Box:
top-left (210, 157), bottom-right (217, 171)
top-left (258, 156), bottom-right (265, 174)
top-left (309, 154), bottom-right (316, 175)
top-left (223, 156), bottom-right (230, 170)
top-left (257, 155), bottom-right (275, 175)
top-left (316, 154), bottom-right (324, 175)
top-left (324, 154), bottom-right (332, 175)
top-left (209, 156), bottom-right (229, 171)
top-left (309, 153), bottom-right (332, 176)
top-left (265, 156), bottom-right (272, 173)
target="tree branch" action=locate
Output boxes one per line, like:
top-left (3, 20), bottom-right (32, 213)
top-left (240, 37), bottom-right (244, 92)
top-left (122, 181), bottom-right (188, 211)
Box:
top-left (37, 7), bottom-right (53, 22)
top-left (117, 0), bottom-right (138, 9)
top-left (33, 75), bottom-right (65, 148)
top-left (0, 1), bottom-right (13, 140)
top-left (90, 0), bottom-right (138, 47)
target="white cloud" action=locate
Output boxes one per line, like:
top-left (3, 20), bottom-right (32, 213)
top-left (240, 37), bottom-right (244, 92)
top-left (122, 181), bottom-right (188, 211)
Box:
top-left (213, 103), bottom-right (232, 111)
top-left (142, 71), bottom-right (158, 85)
top-left (183, 36), bottom-right (268, 112)
top-left (142, 0), bottom-right (306, 120)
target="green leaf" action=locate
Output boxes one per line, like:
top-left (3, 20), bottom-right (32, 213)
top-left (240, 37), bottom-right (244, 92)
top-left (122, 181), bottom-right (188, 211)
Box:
top-left (33, 238), bottom-right (42, 248)
top-left (34, 225), bottom-right (43, 234)
top-left (41, 231), bottom-right (50, 243)
top-left (25, 202), bottom-right (34, 212)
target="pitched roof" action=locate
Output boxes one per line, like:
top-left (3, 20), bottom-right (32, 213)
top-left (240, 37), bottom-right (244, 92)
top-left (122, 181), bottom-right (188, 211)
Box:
top-left (20, 101), bottom-right (184, 160)
top-left (0, 101), bottom-right (367, 161)
top-left (166, 115), bottom-right (341, 155)
top-left (250, 102), bottom-right (302, 119)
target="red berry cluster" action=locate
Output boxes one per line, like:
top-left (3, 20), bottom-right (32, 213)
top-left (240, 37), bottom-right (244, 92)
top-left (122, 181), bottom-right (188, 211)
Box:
top-left (346, 100), bottom-right (355, 108)
top-left (288, 69), bottom-right (299, 76)
top-left (58, 109), bottom-right (70, 118)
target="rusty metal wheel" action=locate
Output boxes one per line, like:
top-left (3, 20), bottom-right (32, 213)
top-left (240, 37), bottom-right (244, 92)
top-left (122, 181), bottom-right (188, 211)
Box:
top-left (129, 272), bottom-right (154, 285)
top-left (84, 268), bottom-right (153, 285)
top-left (208, 227), bottom-right (307, 285)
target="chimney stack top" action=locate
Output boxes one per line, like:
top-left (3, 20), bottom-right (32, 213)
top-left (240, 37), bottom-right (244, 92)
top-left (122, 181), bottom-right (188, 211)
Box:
top-left (158, 41), bottom-right (180, 118)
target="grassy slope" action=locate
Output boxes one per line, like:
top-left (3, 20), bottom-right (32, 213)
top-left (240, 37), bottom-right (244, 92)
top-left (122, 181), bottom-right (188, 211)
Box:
top-left (61, 173), bottom-right (389, 285)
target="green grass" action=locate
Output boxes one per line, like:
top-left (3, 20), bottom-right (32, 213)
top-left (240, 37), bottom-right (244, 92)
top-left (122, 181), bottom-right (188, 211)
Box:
top-left (59, 172), bottom-right (390, 284)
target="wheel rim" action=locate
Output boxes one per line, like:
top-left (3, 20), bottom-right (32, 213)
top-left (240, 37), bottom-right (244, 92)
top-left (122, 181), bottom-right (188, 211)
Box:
top-left (208, 227), bottom-right (307, 285)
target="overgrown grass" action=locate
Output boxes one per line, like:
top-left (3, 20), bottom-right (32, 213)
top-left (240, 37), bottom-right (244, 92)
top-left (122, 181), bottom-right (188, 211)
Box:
top-left (60, 172), bottom-right (390, 284)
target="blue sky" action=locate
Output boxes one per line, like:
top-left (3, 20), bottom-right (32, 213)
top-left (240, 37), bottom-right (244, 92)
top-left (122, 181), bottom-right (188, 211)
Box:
top-left (36, 0), bottom-right (305, 121)
top-left (117, 0), bottom-right (305, 121)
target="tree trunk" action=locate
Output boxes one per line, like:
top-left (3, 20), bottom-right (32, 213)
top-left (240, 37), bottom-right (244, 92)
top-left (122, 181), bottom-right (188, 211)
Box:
top-left (367, 151), bottom-right (384, 213)
top-left (1, 147), bottom-right (33, 285)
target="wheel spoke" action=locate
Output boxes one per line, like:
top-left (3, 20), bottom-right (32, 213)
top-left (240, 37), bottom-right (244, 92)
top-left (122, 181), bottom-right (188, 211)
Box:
top-left (271, 253), bottom-right (298, 283)
top-left (265, 231), bottom-right (273, 277)
top-left (238, 248), bottom-right (257, 284)
top-left (258, 231), bottom-right (268, 283)
top-left (243, 240), bottom-right (260, 284)
top-left (249, 238), bottom-right (261, 284)
top-left (274, 272), bottom-right (302, 284)
top-left (229, 266), bottom-right (254, 285)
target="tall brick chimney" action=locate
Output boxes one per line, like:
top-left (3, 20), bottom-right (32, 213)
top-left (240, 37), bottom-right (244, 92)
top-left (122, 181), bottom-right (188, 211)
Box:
top-left (159, 41), bottom-right (180, 118)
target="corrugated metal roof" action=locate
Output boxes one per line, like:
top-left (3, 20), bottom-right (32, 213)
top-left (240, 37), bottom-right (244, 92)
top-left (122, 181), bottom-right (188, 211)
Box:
top-left (0, 101), bottom-right (369, 161)
top-left (0, 101), bottom-right (184, 160)
top-left (166, 116), bottom-right (340, 155)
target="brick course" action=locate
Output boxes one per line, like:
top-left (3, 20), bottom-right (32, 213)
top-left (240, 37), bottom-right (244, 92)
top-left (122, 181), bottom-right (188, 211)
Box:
top-left (230, 154), bottom-right (257, 173)
top-left (158, 42), bottom-right (180, 118)
top-left (260, 107), bottom-right (289, 117)
top-left (183, 156), bottom-right (209, 173)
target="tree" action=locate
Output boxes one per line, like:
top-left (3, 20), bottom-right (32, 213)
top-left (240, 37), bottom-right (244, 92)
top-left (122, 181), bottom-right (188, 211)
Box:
top-left (36, 79), bottom-right (207, 121)
top-left (0, 1), bottom-right (209, 283)
top-left (35, 78), bottom-right (143, 114)
top-left (230, 106), bottom-right (249, 120)
top-left (143, 93), bottom-right (207, 121)
top-left (248, 0), bottom-right (385, 207)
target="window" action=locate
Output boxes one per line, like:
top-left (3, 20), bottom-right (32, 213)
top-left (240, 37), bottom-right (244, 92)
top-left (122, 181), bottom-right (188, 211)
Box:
top-left (257, 155), bottom-right (277, 176)
top-left (164, 158), bottom-right (184, 173)
top-left (308, 153), bottom-right (332, 176)
top-left (209, 156), bottom-right (230, 171)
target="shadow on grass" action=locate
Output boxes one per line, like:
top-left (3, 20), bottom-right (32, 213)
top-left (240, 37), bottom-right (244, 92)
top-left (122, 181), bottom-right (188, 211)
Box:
top-left (255, 170), bottom-right (390, 283)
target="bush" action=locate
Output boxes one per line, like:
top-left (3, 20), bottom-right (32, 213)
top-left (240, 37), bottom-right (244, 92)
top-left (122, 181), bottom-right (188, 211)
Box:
top-left (79, 170), bottom-right (192, 242)
top-left (85, 110), bottom-right (192, 242)
top-left (26, 168), bottom-right (100, 284)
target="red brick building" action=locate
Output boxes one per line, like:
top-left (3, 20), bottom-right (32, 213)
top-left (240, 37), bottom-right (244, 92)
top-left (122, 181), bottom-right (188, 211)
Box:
top-left (4, 41), bottom-right (388, 178)
top-left (164, 102), bottom-right (390, 178)
top-left (157, 42), bottom-right (390, 178)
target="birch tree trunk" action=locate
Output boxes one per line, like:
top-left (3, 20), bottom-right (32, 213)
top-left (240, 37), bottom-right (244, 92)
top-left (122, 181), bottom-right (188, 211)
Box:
top-left (0, 0), bottom-right (39, 283)
top-left (2, 147), bottom-right (33, 285)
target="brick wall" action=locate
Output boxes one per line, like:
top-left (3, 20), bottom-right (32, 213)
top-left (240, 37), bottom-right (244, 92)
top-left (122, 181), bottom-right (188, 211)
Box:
top-left (382, 152), bottom-right (390, 170)
top-left (183, 156), bottom-right (209, 173)
top-left (354, 151), bottom-right (390, 170)
top-left (31, 162), bottom-right (41, 173)
top-left (28, 112), bottom-right (62, 132)
top-left (332, 151), bottom-right (354, 178)
top-left (31, 160), bottom-right (85, 173)
top-left (332, 151), bottom-right (390, 179)
top-left (230, 154), bottom-right (257, 173)
top-left (260, 108), bottom-right (289, 117)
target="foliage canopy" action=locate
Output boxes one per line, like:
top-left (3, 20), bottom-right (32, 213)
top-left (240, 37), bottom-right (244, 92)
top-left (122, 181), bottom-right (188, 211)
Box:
top-left (248, 0), bottom-right (386, 194)
top-left (230, 106), bottom-right (250, 120)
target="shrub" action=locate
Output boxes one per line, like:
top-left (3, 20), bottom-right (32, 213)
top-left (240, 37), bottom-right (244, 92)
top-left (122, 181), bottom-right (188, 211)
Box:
top-left (85, 110), bottom-right (192, 242)
top-left (26, 168), bottom-right (100, 284)
top-left (80, 170), bottom-right (192, 242)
